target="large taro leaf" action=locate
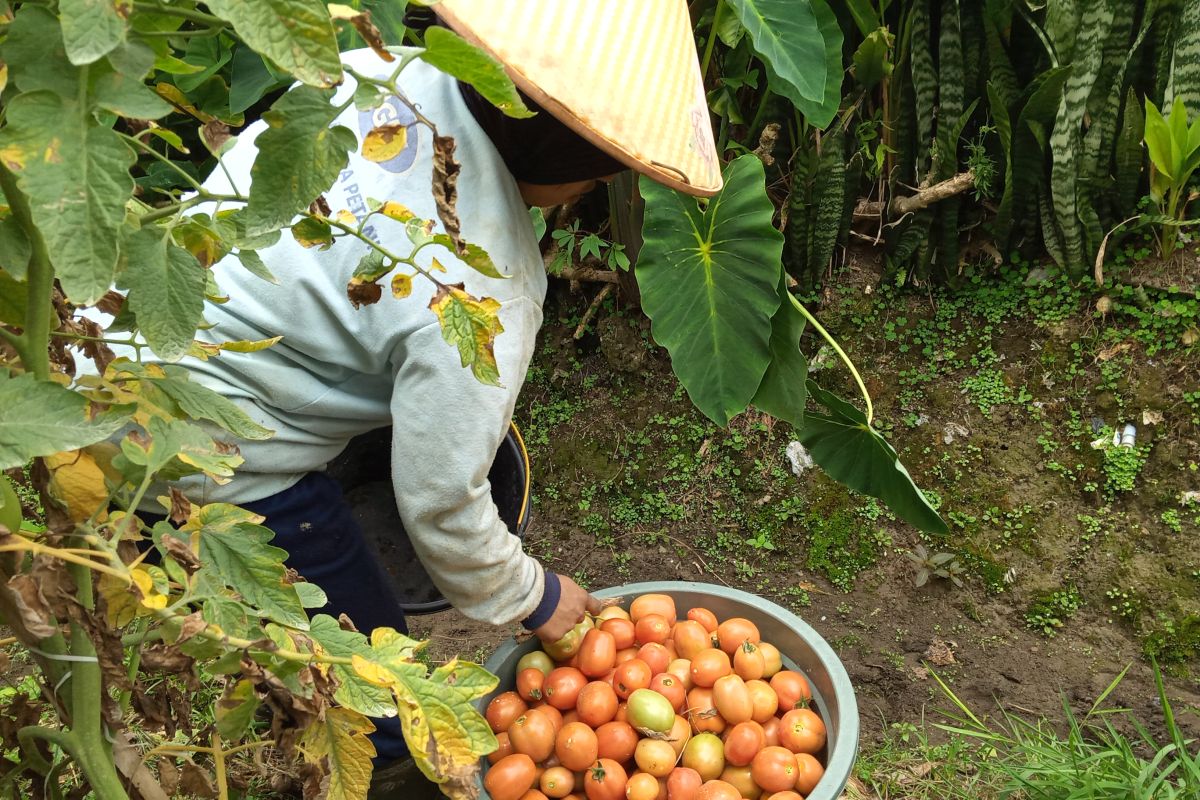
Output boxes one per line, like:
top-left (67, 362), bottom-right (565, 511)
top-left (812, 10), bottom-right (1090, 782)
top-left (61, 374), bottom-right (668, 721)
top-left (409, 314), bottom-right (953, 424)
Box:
top-left (0, 373), bottom-right (132, 470)
top-left (202, 0), bottom-right (342, 88)
top-left (751, 284), bottom-right (808, 430)
top-left (798, 381), bottom-right (948, 534)
top-left (726, 0), bottom-right (843, 128)
top-left (637, 154), bottom-right (783, 427)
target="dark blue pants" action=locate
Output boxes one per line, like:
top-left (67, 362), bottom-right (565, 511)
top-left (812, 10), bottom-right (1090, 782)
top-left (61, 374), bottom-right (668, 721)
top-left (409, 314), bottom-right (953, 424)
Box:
top-left (154, 472), bottom-right (411, 761)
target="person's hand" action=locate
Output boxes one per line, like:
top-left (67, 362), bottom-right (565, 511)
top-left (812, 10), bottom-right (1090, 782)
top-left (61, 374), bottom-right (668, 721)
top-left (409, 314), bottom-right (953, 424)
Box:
top-left (533, 574), bottom-right (602, 643)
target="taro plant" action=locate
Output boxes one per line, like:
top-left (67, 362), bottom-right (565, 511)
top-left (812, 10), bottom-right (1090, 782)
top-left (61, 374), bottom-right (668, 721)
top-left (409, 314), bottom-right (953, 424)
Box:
top-left (1143, 96), bottom-right (1200, 257)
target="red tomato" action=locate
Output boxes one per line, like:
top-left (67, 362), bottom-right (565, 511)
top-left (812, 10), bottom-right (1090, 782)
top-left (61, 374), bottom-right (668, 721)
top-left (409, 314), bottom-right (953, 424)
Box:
top-left (685, 607), bottom-right (719, 633)
top-left (509, 711), bottom-right (556, 762)
top-left (666, 767), bottom-right (702, 800)
top-left (637, 643), bottom-right (671, 677)
top-left (579, 629), bottom-right (617, 679)
top-left (634, 738), bottom-right (678, 778)
top-left (518, 668), bottom-right (546, 702)
top-left (583, 758), bottom-right (627, 800)
top-left (615, 647), bottom-right (640, 666)
top-left (595, 721), bottom-right (638, 764)
top-left (717, 765), bottom-right (760, 800)
top-left (635, 614), bottom-right (672, 646)
top-left (666, 659), bottom-right (694, 691)
top-left (689, 649), bottom-right (731, 689)
top-left (555, 722), bottom-right (599, 772)
top-left (649, 673), bottom-right (686, 712)
top-left (768, 671), bottom-right (811, 712)
top-left (613, 658), bottom-right (653, 699)
top-left (576, 681), bottom-right (619, 728)
top-left (745, 680), bottom-right (778, 724)
top-left (536, 703), bottom-right (564, 733)
top-left (757, 642), bottom-right (783, 678)
top-left (631, 594), bottom-right (677, 626)
top-left (732, 641), bottom-right (765, 681)
top-left (793, 752), bottom-right (824, 795)
top-left (711, 675), bottom-right (752, 725)
top-left (599, 618), bottom-right (636, 650)
top-left (489, 731), bottom-right (514, 764)
top-left (625, 772), bottom-right (662, 800)
top-left (520, 790), bottom-right (550, 800)
top-left (681, 733), bottom-right (725, 782)
top-left (715, 618), bottom-right (760, 655)
top-left (672, 620), bottom-right (712, 661)
top-left (485, 753), bottom-right (537, 800)
top-left (764, 793), bottom-right (804, 800)
top-left (540, 765), bottom-right (575, 799)
top-left (778, 708), bottom-right (826, 755)
top-left (695, 780), bottom-right (740, 800)
top-left (761, 718), bottom-right (780, 748)
top-left (545, 668), bottom-right (589, 711)
top-left (749, 747), bottom-right (797, 794)
top-left (488, 692), bottom-right (530, 733)
top-left (722, 721), bottom-right (765, 767)
top-left (685, 687), bottom-right (725, 735)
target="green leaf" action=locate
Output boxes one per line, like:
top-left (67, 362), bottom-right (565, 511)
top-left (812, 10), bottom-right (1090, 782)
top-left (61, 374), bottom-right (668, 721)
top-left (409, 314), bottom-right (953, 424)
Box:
top-left (189, 503), bottom-right (308, 629)
top-left (215, 679), bottom-right (261, 742)
top-left (202, 0), bottom-right (342, 88)
top-left (309, 615), bottom-right (395, 718)
top-left (852, 28), bottom-right (894, 90)
top-left (147, 365), bottom-right (274, 441)
top-left (427, 284), bottom-right (505, 386)
top-left (0, 271), bottom-right (28, 327)
top-left (234, 250), bottom-right (279, 284)
top-left (295, 582), bottom-right (327, 609)
top-left (0, 91), bottom-right (134, 305)
top-left (230, 45), bottom-right (290, 115)
top-left (0, 373), bottom-right (132, 470)
top-left (119, 226), bottom-right (206, 361)
top-left (726, 0), bottom-right (843, 127)
top-left (1145, 98), bottom-right (1176, 179)
top-left (0, 6), bottom-right (80, 98)
top-left (291, 217), bottom-right (335, 249)
top-left (0, 215), bottom-right (32, 281)
top-left (244, 86), bottom-right (357, 235)
top-left (751, 285), bottom-right (808, 430)
top-left (419, 27), bottom-right (534, 119)
top-left (300, 707), bottom-right (376, 800)
top-left (636, 154), bottom-right (783, 427)
top-left (798, 381), bottom-right (948, 534)
top-left (59, 0), bottom-right (127, 65)
top-left (118, 417), bottom-right (243, 483)
top-left (431, 235), bottom-right (506, 279)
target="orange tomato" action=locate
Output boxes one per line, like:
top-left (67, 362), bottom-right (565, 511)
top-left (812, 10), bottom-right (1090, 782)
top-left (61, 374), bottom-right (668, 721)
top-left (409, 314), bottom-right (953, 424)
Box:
top-left (663, 640), bottom-right (679, 661)
top-left (631, 594), bottom-right (677, 626)
top-left (625, 772), bottom-right (662, 800)
top-left (757, 642), bottom-right (783, 678)
top-left (666, 659), bottom-right (694, 691)
top-left (778, 708), bottom-right (826, 755)
top-left (576, 681), bottom-right (619, 728)
top-left (635, 614), bottom-right (672, 646)
top-left (666, 767), bottom-right (702, 800)
top-left (722, 721), bottom-right (765, 767)
top-left (555, 722), bottom-right (599, 772)
top-left (540, 766), bottom-right (576, 799)
top-left (518, 668), bottom-right (546, 702)
top-left (583, 758), bottom-right (627, 800)
top-left (686, 607), bottom-right (719, 633)
top-left (545, 668), bottom-right (589, 711)
top-left (615, 647), bottom-right (640, 666)
top-left (562, 709), bottom-right (581, 726)
top-left (489, 731), bottom-right (514, 764)
top-left (689, 649), bottom-right (731, 689)
top-left (638, 643), bottom-right (671, 677)
top-left (685, 687), bottom-right (726, 735)
top-left (667, 714), bottom-right (692, 756)
top-left (536, 704), bottom-right (564, 733)
top-left (749, 747), bottom-right (797, 794)
top-left (508, 711), bottom-right (556, 762)
top-left (649, 672), bottom-right (686, 712)
top-left (715, 618), bottom-right (760, 655)
top-left (599, 618), bottom-right (636, 650)
top-left (595, 721), bottom-right (639, 763)
top-left (519, 790), bottom-right (550, 800)
top-left (761, 717), bottom-right (780, 748)
top-left (672, 620), bottom-right (712, 660)
top-left (634, 739), bottom-right (678, 778)
top-left (485, 753), bottom-right (538, 800)
top-left (794, 752), bottom-right (824, 795)
top-left (711, 675), bottom-right (752, 725)
top-left (717, 765), bottom-right (761, 800)
top-left (695, 780), bottom-right (740, 800)
top-left (768, 671), bottom-right (812, 712)
top-left (746, 680), bottom-right (779, 724)
top-left (613, 659), bottom-right (653, 700)
top-left (732, 641), bottom-right (765, 681)
top-left (764, 793), bottom-right (804, 800)
top-left (488, 692), bottom-right (530, 733)
top-left (579, 629), bottom-right (617, 679)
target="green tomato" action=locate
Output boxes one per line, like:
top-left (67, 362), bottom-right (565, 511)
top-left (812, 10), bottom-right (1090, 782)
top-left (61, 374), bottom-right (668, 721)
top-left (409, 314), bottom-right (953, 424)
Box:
top-left (573, 616), bottom-right (594, 636)
top-left (543, 628), bottom-right (582, 661)
top-left (626, 688), bottom-right (675, 733)
top-left (682, 732), bottom-right (726, 782)
top-left (0, 477), bottom-right (21, 535)
top-left (516, 650), bottom-right (555, 677)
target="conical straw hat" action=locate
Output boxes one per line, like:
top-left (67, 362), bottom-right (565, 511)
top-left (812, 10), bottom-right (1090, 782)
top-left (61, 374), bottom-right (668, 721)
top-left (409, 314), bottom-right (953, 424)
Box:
top-left (436, 0), bottom-right (723, 197)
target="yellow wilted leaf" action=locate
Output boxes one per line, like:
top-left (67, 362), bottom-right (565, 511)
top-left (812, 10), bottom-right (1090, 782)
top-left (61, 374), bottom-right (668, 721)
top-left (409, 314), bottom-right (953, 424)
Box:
top-left (98, 572), bottom-right (139, 627)
top-left (429, 257), bottom-right (447, 273)
top-left (391, 273), bottom-right (413, 299)
top-left (336, 209), bottom-right (357, 226)
top-left (362, 125), bottom-right (408, 163)
top-left (301, 708), bottom-right (377, 800)
top-left (379, 201), bottom-right (414, 222)
top-left (44, 450), bottom-right (108, 523)
top-left (0, 63), bottom-right (8, 94)
top-left (427, 284), bottom-right (505, 387)
top-left (131, 566), bottom-right (169, 610)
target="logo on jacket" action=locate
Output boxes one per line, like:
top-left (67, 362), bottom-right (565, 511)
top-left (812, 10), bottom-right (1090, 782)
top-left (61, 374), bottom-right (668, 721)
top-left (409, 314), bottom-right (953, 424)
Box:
top-left (358, 96), bottom-right (419, 174)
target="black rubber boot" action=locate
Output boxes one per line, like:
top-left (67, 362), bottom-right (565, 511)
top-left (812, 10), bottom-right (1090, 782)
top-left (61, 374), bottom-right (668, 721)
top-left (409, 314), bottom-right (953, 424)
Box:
top-left (367, 758), bottom-right (446, 800)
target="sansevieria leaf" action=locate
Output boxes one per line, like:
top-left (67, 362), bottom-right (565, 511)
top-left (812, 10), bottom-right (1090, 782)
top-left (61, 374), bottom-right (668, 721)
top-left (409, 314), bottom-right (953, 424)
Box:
top-left (637, 155), bottom-right (783, 427)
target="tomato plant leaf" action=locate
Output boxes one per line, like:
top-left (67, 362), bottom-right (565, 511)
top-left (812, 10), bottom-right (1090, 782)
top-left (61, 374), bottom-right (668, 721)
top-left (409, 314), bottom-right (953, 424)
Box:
top-left (188, 503), bottom-right (308, 629)
top-left (798, 381), bottom-right (948, 534)
top-left (119, 226), bottom-right (206, 361)
top-left (147, 365), bottom-right (275, 441)
top-left (362, 124), bottom-right (408, 162)
top-left (309, 614), bottom-right (395, 718)
top-left (44, 449), bottom-right (108, 524)
top-left (0, 270), bottom-right (29, 327)
top-left (418, 27), bottom-right (534, 119)
top-left (215, 678), bottom-right (261, 743)
top-left (59, 0), bottom-right (128, 65)
top-left (300, 707), bottom-right (376, 800)
top-left (0, 216), bottom-right (32, 281)
top-left (0, 6), bottom-right (80, 98)
top-left (202, 0), bottom-right (342, 88)
top-left (430, 235), bottom-right (505, 279)
top-left (0, 90), bottom-right (135, 305)
top-left (245, 86), bottom-right (357, 235)
top-left (751, 283), bottom-right (809, 429)
top-left (636, 154), bottom-right (783, 427)
top-left (0, 373), bottom-right (131, 470)
top-left (427, 283), bottom-right (505, 387)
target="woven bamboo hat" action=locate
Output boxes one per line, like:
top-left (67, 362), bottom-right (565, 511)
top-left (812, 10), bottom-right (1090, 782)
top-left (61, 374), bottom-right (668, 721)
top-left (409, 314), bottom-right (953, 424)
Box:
top-left (436, 0), bottom-right (722, 197)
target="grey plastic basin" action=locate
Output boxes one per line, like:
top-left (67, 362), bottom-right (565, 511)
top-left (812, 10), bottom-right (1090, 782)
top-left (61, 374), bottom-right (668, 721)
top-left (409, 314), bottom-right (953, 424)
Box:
top-left (476, 580), bottom-right (859, 800)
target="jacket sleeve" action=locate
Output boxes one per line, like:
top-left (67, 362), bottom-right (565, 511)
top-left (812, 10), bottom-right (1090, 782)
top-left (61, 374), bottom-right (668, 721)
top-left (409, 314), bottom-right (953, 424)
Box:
top-left (386, 295), bottom-right (546, 626)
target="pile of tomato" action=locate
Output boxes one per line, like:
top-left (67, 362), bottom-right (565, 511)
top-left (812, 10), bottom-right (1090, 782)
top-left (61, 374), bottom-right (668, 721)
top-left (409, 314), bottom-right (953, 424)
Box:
top-left (482, 594), bottom-right (827, 800)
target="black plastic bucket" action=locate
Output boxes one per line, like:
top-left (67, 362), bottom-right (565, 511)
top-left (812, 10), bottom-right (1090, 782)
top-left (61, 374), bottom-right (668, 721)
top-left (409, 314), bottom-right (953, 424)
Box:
top-left (326, 423), bottom-right (531, 615)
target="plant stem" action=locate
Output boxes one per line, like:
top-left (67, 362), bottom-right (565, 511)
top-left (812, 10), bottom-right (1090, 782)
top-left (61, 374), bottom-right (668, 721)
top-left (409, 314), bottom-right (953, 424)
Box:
top-left (0, 543), bottom-right (130, 583)
top-left (701, 0), bottom-right (724, 79)
top-left (116, 132), bottom-right (205, 193)
top-left (139, 195), bottom-right (206, 224)
top-left (212, 731), bottom-right (229, 800)
top-left (17, 726), bottom-right (75, 774)
top-left (787, 292), bottom-right (875, 424)
top-left (0, 165), bottom-right (53, 380)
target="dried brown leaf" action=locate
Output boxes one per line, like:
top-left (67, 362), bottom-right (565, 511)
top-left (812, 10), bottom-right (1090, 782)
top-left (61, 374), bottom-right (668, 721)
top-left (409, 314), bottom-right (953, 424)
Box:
top-left (432, 135), bottom-right (464, 254)
top-left (346, 279), bottom-right (383, 309)
top-left (309, 196), bottom-right (332, 218)
top-left (175, 611), bottom-right (208, 644)
top-left (140, 643), bottom-right (195, 674)
top-left (179, 763), bottom-right (218, 799)
top-left (923, 639), bottom-right (957, 667)
top-left (162, 535), bottom-right (201, 578)
top-left (5, 573), bottom-right (58, 639)
top-left (167, 487), bottom-right (192, 526)
top-left (157, 758), bottom-right (180, 795)
top-left (95, 290), bottom-right (126, 316)
top-left (337, 613), bottom-right (359, 633)
top-left (201, 120), bottom-right (231, 153)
